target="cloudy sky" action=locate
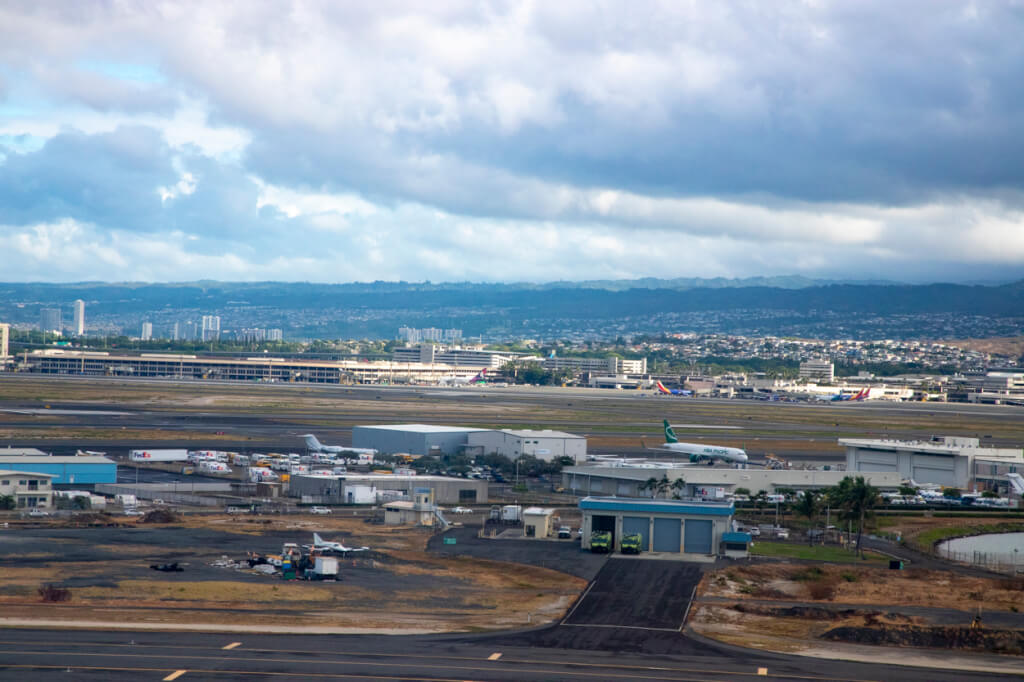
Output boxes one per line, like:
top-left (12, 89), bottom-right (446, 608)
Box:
top-left (2, 1), bottom-right (1023, 284)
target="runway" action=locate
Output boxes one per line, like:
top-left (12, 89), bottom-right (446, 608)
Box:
top-left (1, 625), bottom-right (1020, 681)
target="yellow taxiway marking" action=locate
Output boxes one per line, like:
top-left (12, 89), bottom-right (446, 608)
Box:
top-left (223, 642), bottom-right (242, 650)
top-left (487, 652), bottom-right (502, 660)
top-left (163, 670), bottom-right (188, 681)
top-left (757, 668), bottom-right (768, 676)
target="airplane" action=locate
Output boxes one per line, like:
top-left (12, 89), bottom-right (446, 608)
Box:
top-left (305, 532), bottom-right (369, 554)
top-left (830, 387), bottom-right (870, 402)
top-left (646, 420), bottom-right (749, 465)
top-left (655, 381), bottom-right (693, 396)
top-left (439, 369), bottom-right (489, 386)
top-left (302, 434), bottom-right (378, 457)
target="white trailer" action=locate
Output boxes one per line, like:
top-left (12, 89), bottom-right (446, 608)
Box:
top-left (312, 556), bottom-right (339, 579)
top-left (248, 467), bottom-right (279, 482)
top-left (130, 449), bottom-right (188, 462)
top-left (115, 494), bottom-right (137, 507)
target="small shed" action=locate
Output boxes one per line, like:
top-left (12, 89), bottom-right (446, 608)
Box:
top-left (720, 531), bottom-right (752, 558)
top-left (522, 507), bottom-right (555, 538)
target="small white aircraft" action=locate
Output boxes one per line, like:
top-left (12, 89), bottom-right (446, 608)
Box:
top-left (302, 434), bottom-right (378, 457)
top-left (305, 532), bottom-right (369, 554)
top-left (646, 420), bottom-right (749, 465)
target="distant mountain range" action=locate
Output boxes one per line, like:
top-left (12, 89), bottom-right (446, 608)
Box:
top-left (1, 278), bottom-right (1022, 340)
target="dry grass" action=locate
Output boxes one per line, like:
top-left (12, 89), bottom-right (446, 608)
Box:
top-left (75, 580), bottom-right (338, 603)
top-left (702, 564), bottom-right (1024, 612)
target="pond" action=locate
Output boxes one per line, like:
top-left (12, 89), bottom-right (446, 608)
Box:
top-left (937, 532), bottom-right (1024, 567)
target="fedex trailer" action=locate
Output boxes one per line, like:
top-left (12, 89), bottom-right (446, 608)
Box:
top-left (130, 449), bottom-right (188, 462)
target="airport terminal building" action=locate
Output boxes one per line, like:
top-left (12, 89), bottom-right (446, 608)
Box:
top-left (0, 455), bottom-right (117, 485)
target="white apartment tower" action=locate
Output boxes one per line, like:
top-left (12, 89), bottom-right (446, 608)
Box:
top-left (72, 299), bottom-right (85, 336)
top-left (201, 315), bottom-right (221, 341)
top-left (0, 323), bottom-right (9, 359)
top-left (141, 322), bottom-right (153, 341)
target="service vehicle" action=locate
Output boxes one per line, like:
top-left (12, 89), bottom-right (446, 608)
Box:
top-left (451, 506), bottom-right (473, 514)
top-left (590, 530), bottom-right (612, 553)
top-left (620, 532), bottom-right (642, 554)
top-left (309, 506), bottom-right (332, 515)
top-left (557, 525), bottom-right (572, 539)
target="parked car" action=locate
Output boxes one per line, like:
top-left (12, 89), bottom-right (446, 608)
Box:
top-left (557, 526), bottom-right (572, 539)
top-left (27, 508), bottom-right (51, 517)
top-left (451, 506), bottom-right (473, 514)
top-left (309, 506), bottom-right (332, 515)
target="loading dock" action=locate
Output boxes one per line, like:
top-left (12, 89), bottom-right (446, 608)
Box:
top-left (579, 497), bottom-right (734, 560)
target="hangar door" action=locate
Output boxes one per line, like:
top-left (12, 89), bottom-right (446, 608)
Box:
top-left (652, 518), bottom-right (681, 553)
top-left (622, 516), bottom-right (650, 551)
top-left (592, 515), bottom-right (616, 548)
top-left (684, 519), bottom-right (713, 554)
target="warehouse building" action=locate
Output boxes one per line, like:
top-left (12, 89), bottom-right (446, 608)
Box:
top-left (466, 429), bottom-right (587, 462)
top-left (842, 436), bottom-right (1024, 491)
top-left (562, 462), bottom-right (901, 498)
top-left (0, 470), bottom-right (55, 509)
top-left (0, 455), bottom-right (116, 485)
top-left (580, 496), bottom-right (734, 560)
top-left (352, 424), bottom-right (487, 455)
top-left (0, 447), bottom-right (49, 457)
top-left (288, 473), bottom-right (488, 505)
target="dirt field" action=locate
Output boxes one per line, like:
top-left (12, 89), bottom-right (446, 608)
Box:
top-left (0, 515), bottom-right (586, 632)
top-left (699, 563), bottom-right (1024, 612)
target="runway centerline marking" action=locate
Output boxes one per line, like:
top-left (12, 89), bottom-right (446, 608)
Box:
top-left (163, 670), bottom-right (188, 681)
top-left (487, 652), bottom-right (502, 660)
top-left (223, 642), bottom-right (242, 650)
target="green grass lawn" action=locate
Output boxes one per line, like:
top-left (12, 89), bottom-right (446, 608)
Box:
top-left (750, 541), bottom-right (886, 562)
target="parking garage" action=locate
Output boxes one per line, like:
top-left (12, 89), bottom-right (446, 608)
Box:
top-left (579, 497), bottom-right (735, 560)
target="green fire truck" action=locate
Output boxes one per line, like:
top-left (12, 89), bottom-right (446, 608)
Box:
top-left (590, 530), bottom-right (612, 553)
top-left (620, 533), bottom-right (642, 554)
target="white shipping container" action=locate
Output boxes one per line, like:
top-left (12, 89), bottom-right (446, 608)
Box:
top-left (115, 494), bottom-right (137, 506)
top-left (343, 485), bottom-right (377, 504)
top-left (314, 556), bottom-right (339, 576)
top-left (130, 449), bottom-right (188, 462)
top-left (501, 505), bottom-right (522, 522)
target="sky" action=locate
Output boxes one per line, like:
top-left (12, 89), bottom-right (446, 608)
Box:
top-left (1, 1), bottom-right (1023, 285)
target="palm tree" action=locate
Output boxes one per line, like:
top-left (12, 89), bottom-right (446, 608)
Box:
top-left (828, 476), bottom-right (879, 557)
top-left (670, 477), bottom-right (687, 499)
top-left (640, 477), bottom-right (659, 498)
top-left (792, 490), bottom-right (820, 545)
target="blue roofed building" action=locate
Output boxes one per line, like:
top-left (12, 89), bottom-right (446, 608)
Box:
top-left (0, 456), bottom-right (117, 485)
top-left (579, 496), bottom-right (735, 561)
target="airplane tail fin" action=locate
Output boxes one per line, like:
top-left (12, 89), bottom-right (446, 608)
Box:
top-left (304, 434), bottom-right (321, 450)
top-left (663, 419), bottom-right (679, 443)
top-left (313, 533), bottom-right (324, 545)
top-left (656, 381), bottom-right (671, 394)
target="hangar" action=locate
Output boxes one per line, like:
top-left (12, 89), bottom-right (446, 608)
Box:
top-left (466, 429), bottom-right (586, 462)
top-left (842, 436), bottom-right (1024, 490)
top-left (288, 473), bottom-right (487, 505)
top-left (352, 424), bottom-right (486, 455)
top-left (0, 455), bottom-right (117, 485)
top-left (579, 496), bottom-right (734, 560)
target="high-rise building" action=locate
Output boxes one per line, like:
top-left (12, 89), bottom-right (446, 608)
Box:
top-left (0, 323), bottom-right (9, 359)
top-left (267, 328), bottom-right (283, 342)
top-left (141, 322), bottom-right (153, 341)
top-left (201, 315), bottom-right (221, 341)
top-left (72, 300), bottom-right (85, 336)
top-left (170, 322), bottom-right (180, 341)
top-left (39, 308), bottom-right (62, 334)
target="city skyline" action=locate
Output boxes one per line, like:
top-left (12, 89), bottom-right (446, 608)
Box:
top-left (0, 3), bottom-right (1022, 284)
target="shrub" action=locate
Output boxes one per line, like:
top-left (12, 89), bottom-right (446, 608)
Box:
top-left (840, 572), bottom-right (858, 583)
top-left (38, 584), bottom-right (71, 602)
top-left (807, 579), bottom-right (838, 600)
